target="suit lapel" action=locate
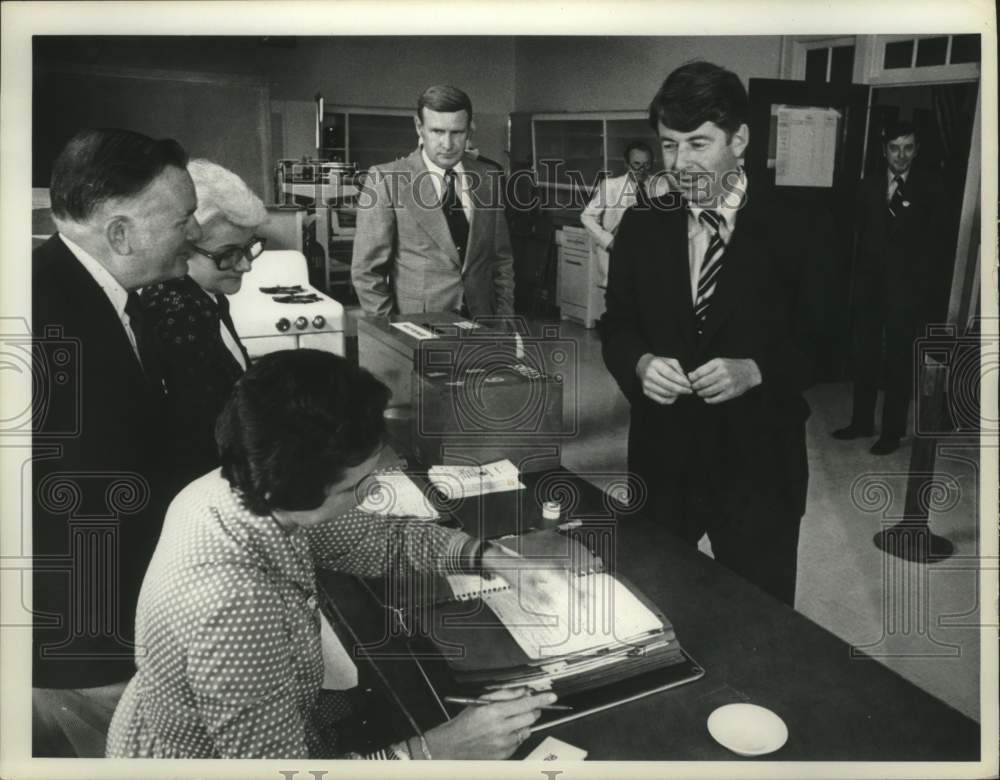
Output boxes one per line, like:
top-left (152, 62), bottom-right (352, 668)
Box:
top-left (403, 151), bottom-right (462, 266)
top-left (45, 236), bottom-right (153, 390)
top-left (464, 159), bottom-right (489, 270)
top-left (656, 196), bottom-right (698, 349)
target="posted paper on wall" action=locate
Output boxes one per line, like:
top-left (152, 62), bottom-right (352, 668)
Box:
top-left (774, 105), bottom-right (841, 188)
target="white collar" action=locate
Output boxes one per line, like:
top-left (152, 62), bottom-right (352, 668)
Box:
top-left (888, 168), bottom-right (911, 184)
top-left (687, 167), bottom-right (746, 234)
top-left (421, 148), bottom-right (466, 179)
top-left (58, 233), bottom-right (131, 318)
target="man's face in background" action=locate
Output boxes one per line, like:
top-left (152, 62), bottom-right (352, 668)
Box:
top-left (884, 133), bottom-right (918, 177)
top-left (627, 148), bottom-right (653, 184)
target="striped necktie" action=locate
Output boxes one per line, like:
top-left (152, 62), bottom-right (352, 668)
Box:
top-left (888, 175), bottom-right (905, 218)
top-left (694, 209), bottom-right (726, 333)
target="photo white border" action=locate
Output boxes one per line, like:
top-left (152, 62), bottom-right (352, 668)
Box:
top-left (2, 1), bottom-right (996, 778)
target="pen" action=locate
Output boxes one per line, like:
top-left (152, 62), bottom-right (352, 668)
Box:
top-left (443, 696), bottom-right (573, 711)
top-left (556, 520), bottom-right (582, 531)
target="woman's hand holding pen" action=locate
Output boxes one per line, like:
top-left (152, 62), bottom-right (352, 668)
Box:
top-left (423, 687), bottom-right (558, 759)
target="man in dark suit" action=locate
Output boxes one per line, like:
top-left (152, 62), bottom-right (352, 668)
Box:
top-left (352, 84), bottom-right (513, 318)
top-left (32, 128), bottom-right (201, 755)
top-left (601, 62), bottom-right (832, 606)
top-left (833, 122), bottom-right (946, 455)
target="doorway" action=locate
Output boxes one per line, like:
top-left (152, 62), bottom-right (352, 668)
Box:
top-left (862, 81), bottom-right (978, 324)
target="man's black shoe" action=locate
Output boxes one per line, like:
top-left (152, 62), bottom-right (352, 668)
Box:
top-left (870, 436), bottom-right (901, 455)
top-left (832, 425), bottom-right (875, 440)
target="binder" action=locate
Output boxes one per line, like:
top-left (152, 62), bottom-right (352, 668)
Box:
top-left (390, 528), bottom-right (704, 727)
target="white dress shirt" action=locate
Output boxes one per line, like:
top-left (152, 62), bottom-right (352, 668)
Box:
top-left (686, 169), bottom-right (746, 304)
top-left (421, 149), bottom-right (473, 222)
top-left (58, 234), bottom-right (143, 366)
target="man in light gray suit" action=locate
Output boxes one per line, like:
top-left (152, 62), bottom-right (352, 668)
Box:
top-left (352, 84), bottom-right (514, 318)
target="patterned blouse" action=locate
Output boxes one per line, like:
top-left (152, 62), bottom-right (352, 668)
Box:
top-left (106, 469), bottom-right (478, 759)
top-left (141, 276), bottom-right (250, 489)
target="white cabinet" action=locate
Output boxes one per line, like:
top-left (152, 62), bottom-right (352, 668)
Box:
top-left (556, 226), bottom-right (606, 328)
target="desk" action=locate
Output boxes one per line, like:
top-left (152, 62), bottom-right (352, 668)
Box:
top-left (317, 469), bottom-right (980, 761)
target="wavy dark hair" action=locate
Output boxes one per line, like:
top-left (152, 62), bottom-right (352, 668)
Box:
top-left (648, 61), bottom-right (748, 140)
top-left (882, 119), bottom-right (918, 145)
top-left (50, 128), bottom-right (188, 222)
top-left (216, 350), bottom-right (390, 515)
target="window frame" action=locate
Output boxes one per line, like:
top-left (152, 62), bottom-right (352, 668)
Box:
top-left (530, 110), bottom-right (653, 198)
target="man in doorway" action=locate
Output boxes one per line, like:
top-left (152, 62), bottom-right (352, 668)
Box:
top-left (581, 141), bottom-right (668, 252)
top-left (352, 84), bottom-right (513, 318)
top-left (833, 121), bottom-right (946, 455)
top-left (601, 61), bottom-right (833, 606)
top-left (32, 128), bottom-right (201, 755)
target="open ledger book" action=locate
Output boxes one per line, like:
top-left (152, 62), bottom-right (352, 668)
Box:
top-left (444, 570), bottom-right (664, 660)
top-left (398, 529), bottom-right (703, 725)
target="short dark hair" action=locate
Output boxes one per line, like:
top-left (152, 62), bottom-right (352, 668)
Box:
top-left (49, 128), bottom-right (188, 222)
top-left (882, 120), bottom-right (918, 145)
top-left (648, 61), bottom-right (748, 139)
top-left (624, 141), bottom-right (654, 162)
top-left (417, 84), bottom-right (473, 123)
top-left (216, 349), bottom-right (390, 516)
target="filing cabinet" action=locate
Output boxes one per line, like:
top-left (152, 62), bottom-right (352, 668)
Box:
top-left (556, 226), bottom-right (606, 328)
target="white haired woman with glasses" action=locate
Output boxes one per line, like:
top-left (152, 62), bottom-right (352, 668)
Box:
top-left (141, 159), bottom-right (268, 488)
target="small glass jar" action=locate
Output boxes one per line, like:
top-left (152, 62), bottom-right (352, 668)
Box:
top-left (542, 501), bottom-right (561, 521)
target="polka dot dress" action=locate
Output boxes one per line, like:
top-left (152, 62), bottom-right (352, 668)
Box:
top-left (106, 470), bottom-right (476, 759)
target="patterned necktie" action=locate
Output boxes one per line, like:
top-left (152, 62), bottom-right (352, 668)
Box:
top-left (888, 175), bottom-right (905, 218)
top-left (694, 209), bottom-right (726, 333)
top-left (442, 169), bottom-right (469, 260)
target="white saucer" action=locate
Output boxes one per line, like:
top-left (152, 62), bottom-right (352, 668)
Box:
top-left (707, 703), bottom-right (789, 756)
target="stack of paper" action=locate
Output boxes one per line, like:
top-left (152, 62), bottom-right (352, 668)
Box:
top-left (428, 459), bottom-right (525, 500)
top-left (358, 469), bottom-right (440, 520)
top-left (486, 571), bottom-right (664, 660)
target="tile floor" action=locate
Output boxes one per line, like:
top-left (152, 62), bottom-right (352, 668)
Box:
top-left (547, 316), bottom-right (983, 722)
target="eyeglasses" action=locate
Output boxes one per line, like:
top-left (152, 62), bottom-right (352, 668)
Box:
top-left (191, 236), bottom-right (266, 271)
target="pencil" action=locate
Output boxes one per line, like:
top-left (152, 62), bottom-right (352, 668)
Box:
top-left (443, 695), bottom-right (573, 711)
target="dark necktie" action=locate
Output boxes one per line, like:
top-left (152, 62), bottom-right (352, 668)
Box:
top-left (635, 180), bottom-right (651, 209)
top-left (888, 175), bottom-right (905, 218)
top-left (124, 291), bottom-right (157, 381)
top-left (215, 294), bottom-right (249, 366)
top-left (693, 209), bottom-right (726, 334)
top-left (442, 169), bottom-right (469, 260)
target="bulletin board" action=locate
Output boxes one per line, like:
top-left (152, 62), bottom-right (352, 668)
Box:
top-left (33, 65), bottom-right (271, 198)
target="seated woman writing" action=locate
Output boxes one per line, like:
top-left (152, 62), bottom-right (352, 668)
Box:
top-left (106, 349), bottom-right (555, 759)
top-left (141, 159), bottom-right (266, 488)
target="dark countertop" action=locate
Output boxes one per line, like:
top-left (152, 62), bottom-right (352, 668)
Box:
top-left (318, 468), bottom-right (981, 762)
